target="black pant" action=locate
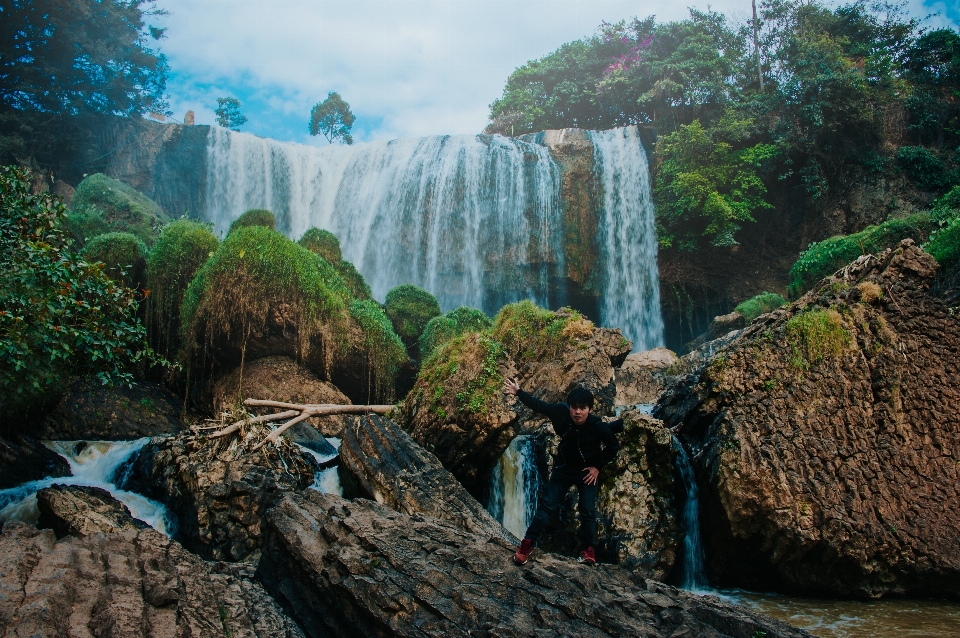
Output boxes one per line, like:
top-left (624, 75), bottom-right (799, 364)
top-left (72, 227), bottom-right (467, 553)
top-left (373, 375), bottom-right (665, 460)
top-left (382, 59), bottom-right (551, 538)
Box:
top-left (524, 466), bottom-right (598, 547)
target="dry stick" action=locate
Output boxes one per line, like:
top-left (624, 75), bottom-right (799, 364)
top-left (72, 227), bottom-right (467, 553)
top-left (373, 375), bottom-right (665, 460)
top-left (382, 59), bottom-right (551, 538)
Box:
top-left (209, 410), bottom-right (299, 438)
top-left (884, 285), bottom-right (905, 315)
top-left (243, 398), bottom-right (395, 413)
top-left (252, 410), bottom-right (316, 451)
top-left (258, 405), bottom-right (396, 447)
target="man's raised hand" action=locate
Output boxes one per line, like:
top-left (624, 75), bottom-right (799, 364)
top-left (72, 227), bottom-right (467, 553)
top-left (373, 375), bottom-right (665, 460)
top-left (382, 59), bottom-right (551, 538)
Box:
top-left (503, 377), bottom-right (521, 396)
top-left (582, 466), bottom-right (599, 485)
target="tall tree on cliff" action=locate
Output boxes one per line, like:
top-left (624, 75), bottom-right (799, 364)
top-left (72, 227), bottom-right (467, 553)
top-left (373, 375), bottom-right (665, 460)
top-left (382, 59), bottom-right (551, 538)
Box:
top-left (0, 0), bottom-right (169, 168)
top-left (215, 97), bottom-right (247, 131)
top-left (309, 92), bottom-right (355, 145)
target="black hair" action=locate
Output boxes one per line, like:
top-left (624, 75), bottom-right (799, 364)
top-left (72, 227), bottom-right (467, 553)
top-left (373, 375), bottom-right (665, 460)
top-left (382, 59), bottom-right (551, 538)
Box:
top-left (566, 386), bottom-right (594, 409)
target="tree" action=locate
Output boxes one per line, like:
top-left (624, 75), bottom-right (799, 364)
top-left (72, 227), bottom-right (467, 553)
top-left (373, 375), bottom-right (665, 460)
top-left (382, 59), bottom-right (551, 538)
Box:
top-left (309, 92), bottom-right (355, 144)
top-left (215, 97), bottom-right (247, 131)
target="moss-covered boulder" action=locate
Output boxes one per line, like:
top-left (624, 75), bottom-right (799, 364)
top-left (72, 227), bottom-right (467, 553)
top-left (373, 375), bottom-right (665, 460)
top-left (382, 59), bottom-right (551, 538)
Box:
top-left (145, 219), bottom-right (218, 360)
top-left (228, 208), bottom-right (275, 235)
top-left (419, 306), bottom-right (492, 361)
top-left (298, 227), bottom-right (341, 264)
top-left (334, 259), bottom-right (372, 300)
top-left (384, 284), bottom-right (442, 358)
top-left (334, 300), bottom-right (409, 404)
top-left (71, 173), bottom-right (168, 246)
top-left (81, 232), bottom-right (148, 290)
top-left (734, 292), bottom-right (787, 323)
top-left (64, 207), bottom-right (112, 247)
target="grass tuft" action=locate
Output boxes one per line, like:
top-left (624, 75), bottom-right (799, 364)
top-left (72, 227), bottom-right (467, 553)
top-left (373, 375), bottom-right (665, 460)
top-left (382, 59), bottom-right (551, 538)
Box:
top-left (785, 308), bottom-right (850, 370)
top-left (734, 292), bottom-right (787, 323)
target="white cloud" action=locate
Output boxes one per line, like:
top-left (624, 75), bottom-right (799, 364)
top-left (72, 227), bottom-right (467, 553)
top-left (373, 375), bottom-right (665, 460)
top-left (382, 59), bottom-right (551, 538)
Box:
top-left (153, 0), bottom-right (958, 143)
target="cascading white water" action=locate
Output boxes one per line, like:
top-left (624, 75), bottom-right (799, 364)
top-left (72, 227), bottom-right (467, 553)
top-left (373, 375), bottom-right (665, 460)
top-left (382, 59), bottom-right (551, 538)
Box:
top-left (487, 435), bottom-right (540, 539)
top-left (672, 436), bottom-right (709, 591)
top-left (297, 438), bottom-right (343, 496)
top-left (0, 440), bottom-right (174, 534)
top-left (589, 126), bottom-right (664, 351)
top-left (205, 128), bottom-right (564, 314)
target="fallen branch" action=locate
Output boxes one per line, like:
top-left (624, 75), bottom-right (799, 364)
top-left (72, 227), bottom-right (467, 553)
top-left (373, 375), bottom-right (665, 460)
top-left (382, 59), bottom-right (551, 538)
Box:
top-left (209, 410), bottom-right (299, 439)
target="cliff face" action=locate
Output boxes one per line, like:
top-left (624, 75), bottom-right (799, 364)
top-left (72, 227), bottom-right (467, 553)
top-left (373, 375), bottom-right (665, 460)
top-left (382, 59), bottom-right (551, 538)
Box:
top-left (658, 241), bottom-right (960, 598)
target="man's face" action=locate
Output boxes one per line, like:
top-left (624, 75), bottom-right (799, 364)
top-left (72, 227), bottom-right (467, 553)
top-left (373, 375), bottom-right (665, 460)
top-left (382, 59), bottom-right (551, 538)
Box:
top-left (569, 403), bottom-right (590, 426)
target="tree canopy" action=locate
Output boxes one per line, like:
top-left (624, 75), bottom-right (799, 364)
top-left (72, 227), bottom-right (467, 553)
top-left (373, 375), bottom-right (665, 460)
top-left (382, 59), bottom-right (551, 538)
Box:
top-left (310, 92), bottom-right (355, 145)
top-left (215, 97), bottom-right (247, 131)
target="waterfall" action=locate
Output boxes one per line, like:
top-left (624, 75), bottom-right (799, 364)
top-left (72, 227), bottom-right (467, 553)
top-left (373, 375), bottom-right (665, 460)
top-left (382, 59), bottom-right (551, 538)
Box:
top-left (0, 440), bottom-right (174, 534)
top-left (672, 436), bottom-right (709, 590)
top-left (487, 435), bottom-right (540, 539)
top-left (297, 438), bottom-right (343, 496)
top-left (589, 126), bottom-right (664, 351)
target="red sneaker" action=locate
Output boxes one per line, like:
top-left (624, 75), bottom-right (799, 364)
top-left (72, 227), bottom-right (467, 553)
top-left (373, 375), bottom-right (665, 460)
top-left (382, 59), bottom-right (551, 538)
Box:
top-left (514, 538), bottom-right (534, 564)
top-left (578, 546), bottom-right (596, 565)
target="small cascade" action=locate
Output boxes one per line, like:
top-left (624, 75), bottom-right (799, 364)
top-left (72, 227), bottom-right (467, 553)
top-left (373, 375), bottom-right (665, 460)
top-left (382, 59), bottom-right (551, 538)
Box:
top-left (487, 435), bottom-right (540, 539)
top-left (297, 437), bottom-right (343, 496)
top-left (0, 439), bottom-right (174, 534)
top-left (672, 436), bottom-right (709, 591)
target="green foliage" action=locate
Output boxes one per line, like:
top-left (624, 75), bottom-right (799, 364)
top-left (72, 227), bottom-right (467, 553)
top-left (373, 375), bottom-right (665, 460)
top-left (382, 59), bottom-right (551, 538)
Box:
top-left (419, 306), bottom-right (492, 362)
top-left (927, 216), bottom-right (960, 273)
top-left (383, 284), bottom-right (442, 352)
top-left (215, 97), bottom-right (247, 131)
top-left (788, 212), bottom-right (941, 297)
top-left (491, 300), bottom-right (592, 361)
top-left (418, 332), bottom-right (506, 417)
top-left (349, 299), bottom-right (407, 399)
top-left (298, 227), bottom-right (342, 264)
top-left (80, 232), bottom-right (148, 290)
top-left (71, 173), bottom-right (168, 246)
top-left (735, 292), bottom-right (787, 323)
top-left (228, 209), bottom-right (275, 235)
top-left (334, 259), bottom-right (372, 301)
top-left (785, 308), bottom-right (850, 369)
top-left (145, 219), bottom-right (218, 360)
top-left (896, 146), bottom-right (952, 190)
top-left (64, 207), bottom-right (112, 247)
top-left (309, 92), bottom-right (355, 145)
top-left (0, 166), bottom-right (163, 418)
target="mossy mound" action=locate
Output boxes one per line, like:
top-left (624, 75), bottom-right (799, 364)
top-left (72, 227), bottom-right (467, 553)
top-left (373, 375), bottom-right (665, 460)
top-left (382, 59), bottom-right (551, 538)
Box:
top-left (348, 299), bottom-right (408, 401)
top-left (335, 259), bottom-right (372, 300)
top-left (64, 207), bottom-right (112, 247)
top-left (228, 209), bottom-right (275, 235)
top-left (145, 219), bottom-right (219, 360)
top-left (80, 232), bottom-right (148, 290)
top-left (734, 292), bottom-right (787, 324)
top-left (788, 212), bottom-right (941, 298)
top-left (299, 227), bottom-right (342, 264)
top-left (491, 300), bottom-right (598, 361)
top-left (71, 174), bottom-right (168, 246)
top-left (419, 307), bottom-right (492, 362)
top-left (384, 284), bottom-right (442, 356)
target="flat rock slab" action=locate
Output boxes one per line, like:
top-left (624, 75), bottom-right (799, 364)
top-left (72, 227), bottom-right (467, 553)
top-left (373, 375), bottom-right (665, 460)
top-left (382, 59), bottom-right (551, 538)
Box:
top-left (258, 490), bottom-right (809, 638)
top-left (36, 484), bottom-right (147, 538)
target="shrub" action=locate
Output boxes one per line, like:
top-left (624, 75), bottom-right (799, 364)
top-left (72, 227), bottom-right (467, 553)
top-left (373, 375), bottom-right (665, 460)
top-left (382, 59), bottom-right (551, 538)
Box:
top-left (0, 166), bottom-right (162, 418)
top-left (71, 173), bottom-right (168, 245)
top-left (788, 212), bottom-right (941, 298)
top-left (81, 232), bottom-right (148, 290)
top-left (734, 292), bottom-right (787, 323)
top-left (64, 207), bottom-right (111, 247)
top-left (785, 308), bottom-right (850, 370)
top-left (419, 306), bottom-right (492, 361)
top-left (927, 216), bottom-right (960, 273)
top-left (227, 209), bottom-right (275, 235)
top-left (896, 146), bottom-right (951, 191)
top-left (299, 227), bottom-right (342, 264)
top-left (383, 284), bottom-right (442, 353)
top-left (349, 299), bottom-right (408, 400)
top-left (145, 219), bottom-right (219, 360)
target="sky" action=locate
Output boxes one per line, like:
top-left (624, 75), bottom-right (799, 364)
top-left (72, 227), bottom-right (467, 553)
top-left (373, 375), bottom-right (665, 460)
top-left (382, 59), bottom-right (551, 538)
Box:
top-left (153, 0), bottom-right (960, 146)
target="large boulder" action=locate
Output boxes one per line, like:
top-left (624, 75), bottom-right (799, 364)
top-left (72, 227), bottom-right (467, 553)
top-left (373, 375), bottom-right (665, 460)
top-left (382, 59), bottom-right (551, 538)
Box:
top-left (118, 425), bottom-right (318, 561)
top-left (36, 485), bottom-right (147, 538)
top-left (658, 240), bottom-right (960, 598)
top-left (338, 413), bottom-right (515, 542)
top-left (0, 436), bottom-right (69, 489)
top-left (615, 347), bottom-right (680, 406)
top-left (257, 490), bottom-right (809, 638)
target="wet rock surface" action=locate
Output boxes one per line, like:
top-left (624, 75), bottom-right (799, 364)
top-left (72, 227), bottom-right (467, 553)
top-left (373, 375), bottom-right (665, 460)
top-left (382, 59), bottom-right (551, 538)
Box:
top-left (659, 241), bottom-right (960, 598)
top-left (38, 378), bottom-right (185, 440)
top-left (339, 413), bottom-right (515, 542)
top-left (258, 490), bottom-right (809, 638)
top-left (36, 484), bottom-right (147, 538)
top-left (615, 347), bottom-right (680, 406)
top-left (0, 436), bottom-right (69, 489)
top-left (120, 426), bottom-right (318, 561)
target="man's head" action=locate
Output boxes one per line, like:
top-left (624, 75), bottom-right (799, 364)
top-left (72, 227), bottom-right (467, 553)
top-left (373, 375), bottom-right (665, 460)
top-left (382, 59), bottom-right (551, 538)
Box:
top-left (566, 386), bottom-right (593, 426)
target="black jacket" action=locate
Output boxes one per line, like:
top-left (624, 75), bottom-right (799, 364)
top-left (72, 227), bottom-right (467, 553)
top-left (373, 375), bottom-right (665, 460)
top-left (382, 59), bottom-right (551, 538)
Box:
top-left (516, 390), bottom-right (621, 471)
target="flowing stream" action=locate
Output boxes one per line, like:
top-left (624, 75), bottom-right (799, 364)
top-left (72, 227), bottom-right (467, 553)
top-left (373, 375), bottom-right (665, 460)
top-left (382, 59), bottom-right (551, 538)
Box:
top-left (297, 437), bottom-right (343, 496)
top-left (0, 440), bottom-right (173, 534)
top-left (487, 435), bottom-right (540, 539)
top-left (671, 435), bottom-right (709, 591)
top-left (203, 126), bottom-right (663, 350)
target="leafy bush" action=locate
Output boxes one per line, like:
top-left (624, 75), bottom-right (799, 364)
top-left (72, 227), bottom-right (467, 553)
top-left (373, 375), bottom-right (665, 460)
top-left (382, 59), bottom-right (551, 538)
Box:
top-left (785, 308), bottom-right (849, 369)
top-left (227, 209), bottom-right (275, 235)
top-left (896, 146), bottom-right (952, 191)
top-left (788, 212), bottom-right (941, 298)
top-left (81, 232), bottom-right (148, 290)
top-left (145, 219), bottom-right (219, 360)
top-left (734, 292), bottom-right (787, 323)
top-left (349, 299), bottom-right (408, 399)
top-left (64, 207), bottom-right (111, 247)
top-left (419, 306), bottom-right (492, 362)
top-left (927, 216), bottom-right (960, 273)
top-left (0, 166), bottom-right (162, 418)
top-left (383, 284), bottom-right (442, 354)
top-left (299, 227), bottom-right (342, 264)
top-left (71, 173), bottom-right (168, 245)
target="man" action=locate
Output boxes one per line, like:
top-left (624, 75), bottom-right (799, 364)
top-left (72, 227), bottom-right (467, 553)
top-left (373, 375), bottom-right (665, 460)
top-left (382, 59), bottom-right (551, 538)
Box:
top-left (503, 378), bottom-right (621, 565)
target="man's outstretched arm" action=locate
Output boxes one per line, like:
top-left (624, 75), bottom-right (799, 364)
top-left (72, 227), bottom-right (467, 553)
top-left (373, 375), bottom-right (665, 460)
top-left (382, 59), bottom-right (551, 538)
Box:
top-left (503, 377), bottom-right (567, 420)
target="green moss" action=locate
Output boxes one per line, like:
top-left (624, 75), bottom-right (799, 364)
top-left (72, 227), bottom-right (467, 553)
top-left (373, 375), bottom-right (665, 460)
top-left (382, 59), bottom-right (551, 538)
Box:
top-left (788, 212), bottom-right (941, 298)
top-left (384, 284), bottom-right (442, 353)
top-left (181, 226), bottom-right (351, 368)
top-left (227, 209), bottom-right (275, 235)
top-left (299, 227), bottom-right (342, 264)
top-left (145, 219), bottom-right (219, 360)
top-left (491, 300), bottom-right (590, 361)
top-left (419, 332), bottom-right (505, 416)
top-left (64, 207), bottom-right (111, 247)
top-left (335, 259), bottom-right (372, 300)
top-left (81, 232), bottom-right (148, 289)
top-left (419, 306), bottom-right (492, 361)
top-left (71, 174), bottom-right (168, 246)
top-left (784, 308), bottom-right (850, 370)
top-left (349, 299), bottom-right (407, 399)
top-left (734, 292), bottom-right (787, 323)
top-left (927, 216), bottom-right (960, 273)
